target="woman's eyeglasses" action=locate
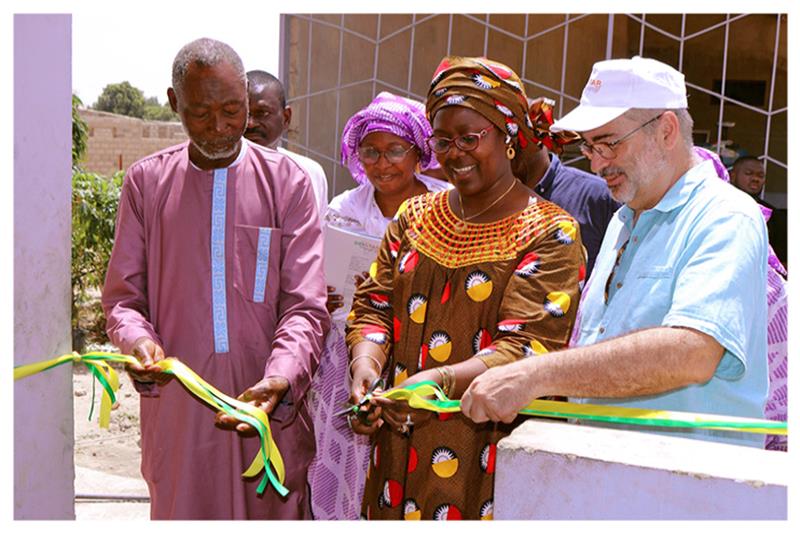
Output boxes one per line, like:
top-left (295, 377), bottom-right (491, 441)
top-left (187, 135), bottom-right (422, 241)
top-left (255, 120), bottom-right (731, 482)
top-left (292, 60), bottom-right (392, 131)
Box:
top-left (427, 126), bottom-right (492, 154)
top-left (357, 145), bottom-right (416, 165)
top-left (580, 113), bottom-right (664, 160)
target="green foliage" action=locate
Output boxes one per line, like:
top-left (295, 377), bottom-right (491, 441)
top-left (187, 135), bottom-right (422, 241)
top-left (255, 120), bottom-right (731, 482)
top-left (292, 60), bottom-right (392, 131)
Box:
top-left (72, 94), bottom-right (89, 166)
top-left (71, 169), bottom-right (124, 346)
top-left (143, 101), bottom-right (179, 122)
top-left (94, 81), bottom-right (146, 118)
top-left (72, 169), bottom-right (123, 296)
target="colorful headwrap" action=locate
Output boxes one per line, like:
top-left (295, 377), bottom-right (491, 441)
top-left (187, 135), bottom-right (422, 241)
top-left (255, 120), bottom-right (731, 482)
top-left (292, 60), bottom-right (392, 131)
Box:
top-left (527, 97), bottom-right (582, 155)
top-left (340, 91), bottom-right (439, 185)
top-left (426, 56), bottom-right (534, 151)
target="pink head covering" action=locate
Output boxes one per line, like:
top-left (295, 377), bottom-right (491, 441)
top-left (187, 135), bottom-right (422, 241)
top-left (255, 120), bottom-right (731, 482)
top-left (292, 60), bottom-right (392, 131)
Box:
top-left (340, 91), bottom-right (440, 185)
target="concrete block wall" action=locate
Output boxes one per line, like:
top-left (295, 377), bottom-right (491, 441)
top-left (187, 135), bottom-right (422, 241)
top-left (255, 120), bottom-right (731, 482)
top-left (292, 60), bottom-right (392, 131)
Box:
top-left (79, 109), bottom-right (186, 175)
top-left (494, 419), bottom-right (787, 519)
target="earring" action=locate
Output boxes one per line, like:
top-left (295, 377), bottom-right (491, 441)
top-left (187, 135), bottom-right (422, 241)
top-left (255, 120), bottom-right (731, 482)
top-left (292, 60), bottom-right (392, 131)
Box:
top-left (505, 136), bottom-right (516, 159)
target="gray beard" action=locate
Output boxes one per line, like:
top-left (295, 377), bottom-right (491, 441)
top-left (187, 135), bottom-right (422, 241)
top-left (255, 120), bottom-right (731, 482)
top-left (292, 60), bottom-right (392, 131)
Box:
top-left (181, 122), bottom-right (244, 161)
top-left (193, 141), bottom-right (240, 161)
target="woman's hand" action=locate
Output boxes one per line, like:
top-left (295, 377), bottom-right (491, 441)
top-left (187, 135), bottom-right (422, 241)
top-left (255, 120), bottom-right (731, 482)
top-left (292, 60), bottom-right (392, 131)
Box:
top-left (353, 270), bottom-right (370, 288)
top-left (348, 361), bottom-right (383, 435)
top-left (326, 285), bottom-right (344, 314)
top-left (371, 370), bottom-right (437, 435)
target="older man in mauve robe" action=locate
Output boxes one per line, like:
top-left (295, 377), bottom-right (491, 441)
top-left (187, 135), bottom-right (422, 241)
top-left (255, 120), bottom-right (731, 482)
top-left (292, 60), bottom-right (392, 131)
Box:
top-left (101, 37), bottom-right (329, 519)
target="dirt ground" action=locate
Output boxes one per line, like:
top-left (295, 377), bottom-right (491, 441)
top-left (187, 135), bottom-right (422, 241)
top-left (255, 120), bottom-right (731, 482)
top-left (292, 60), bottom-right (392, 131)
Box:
top-left (73, 349), bottom-right (143, 479)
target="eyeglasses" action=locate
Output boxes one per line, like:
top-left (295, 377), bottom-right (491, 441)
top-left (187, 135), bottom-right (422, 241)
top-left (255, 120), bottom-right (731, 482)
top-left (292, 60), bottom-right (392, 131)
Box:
top-left (580, 113), bottom-right (664, 160)
top-left (427, 126), bottom-right (492, 154)
top-left (357, 144), bottom-right (416, 165)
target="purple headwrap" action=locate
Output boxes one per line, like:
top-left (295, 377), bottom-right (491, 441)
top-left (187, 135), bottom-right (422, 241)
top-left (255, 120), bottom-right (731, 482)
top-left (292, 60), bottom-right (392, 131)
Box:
top-left (694, 147), bottom-right (786, 277)
top-left (340, 91), bottom-right (439, 185)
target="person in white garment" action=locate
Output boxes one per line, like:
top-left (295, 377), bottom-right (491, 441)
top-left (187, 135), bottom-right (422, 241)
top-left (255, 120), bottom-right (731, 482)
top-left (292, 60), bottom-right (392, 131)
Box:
top-left (245, 69), bottom-right (328, 218)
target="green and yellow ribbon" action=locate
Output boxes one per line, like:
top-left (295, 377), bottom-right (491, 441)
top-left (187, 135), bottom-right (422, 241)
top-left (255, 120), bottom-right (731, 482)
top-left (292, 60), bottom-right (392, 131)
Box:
top-left (380, 381), bottom-right (787, 436)
top-left (14, 352), bottom-right (287, 496)
top-left (16, 354), bottom-right (787, 499)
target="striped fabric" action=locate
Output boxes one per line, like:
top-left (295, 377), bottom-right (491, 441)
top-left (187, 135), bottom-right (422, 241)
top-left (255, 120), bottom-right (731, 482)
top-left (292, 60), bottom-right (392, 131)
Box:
top-left (765, 268), bottom-right (788, 451)
top-left (306, 329), bottom-right (371, 519)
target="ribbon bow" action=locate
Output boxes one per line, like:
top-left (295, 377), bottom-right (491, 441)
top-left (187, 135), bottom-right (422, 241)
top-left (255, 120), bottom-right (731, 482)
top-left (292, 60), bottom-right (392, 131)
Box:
top-left (14, 352), bottom-right (288, 496)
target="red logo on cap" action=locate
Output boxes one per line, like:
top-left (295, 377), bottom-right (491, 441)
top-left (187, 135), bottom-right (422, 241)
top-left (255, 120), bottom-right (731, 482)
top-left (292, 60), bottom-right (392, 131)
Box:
top-left (588, 78), bottom-right (603, 92)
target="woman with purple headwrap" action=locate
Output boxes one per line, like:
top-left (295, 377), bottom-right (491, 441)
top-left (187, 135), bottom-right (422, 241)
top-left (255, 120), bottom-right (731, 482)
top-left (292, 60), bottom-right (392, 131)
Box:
top-left (324, 91), bottom-right (451, 238)
top-left (307, 92), bottom-right (451, 520)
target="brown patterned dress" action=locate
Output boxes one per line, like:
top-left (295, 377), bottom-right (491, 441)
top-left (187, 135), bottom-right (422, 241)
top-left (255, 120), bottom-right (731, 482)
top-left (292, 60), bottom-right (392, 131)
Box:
top-left (345, 190), bottom-right (585, 520)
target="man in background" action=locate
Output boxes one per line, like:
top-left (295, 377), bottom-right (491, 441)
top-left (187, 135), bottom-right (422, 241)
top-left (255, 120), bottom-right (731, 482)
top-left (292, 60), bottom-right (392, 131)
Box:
top-left (730, 155), bottom-right (787, 269)
top-left (245, 70), bottom-right (328, 218)
top-left (512, 97), bottom-right (620, 277)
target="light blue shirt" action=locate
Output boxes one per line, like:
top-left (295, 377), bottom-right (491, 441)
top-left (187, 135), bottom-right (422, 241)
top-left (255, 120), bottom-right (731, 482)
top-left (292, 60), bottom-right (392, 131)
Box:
top-left (574, 160), bottom-right (769, 448)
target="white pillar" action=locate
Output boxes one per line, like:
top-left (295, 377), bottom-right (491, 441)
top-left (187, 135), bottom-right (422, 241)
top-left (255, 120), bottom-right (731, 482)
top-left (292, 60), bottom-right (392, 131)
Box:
top-left (495, 419), bottom-right (787, 519)
top-left (14, 14), bottom-right (75, 519)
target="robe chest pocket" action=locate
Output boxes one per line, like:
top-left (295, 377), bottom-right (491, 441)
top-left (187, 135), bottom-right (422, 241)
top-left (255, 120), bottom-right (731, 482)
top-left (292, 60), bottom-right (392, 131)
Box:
top-left (233, 225), bottom-right (282, 303)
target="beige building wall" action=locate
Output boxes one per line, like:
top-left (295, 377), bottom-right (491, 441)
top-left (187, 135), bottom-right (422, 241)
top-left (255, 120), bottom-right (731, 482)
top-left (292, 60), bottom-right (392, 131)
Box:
top-left (281, 13), bottom-right (787, 206)
top-left (79, 108), bottom-right (186, 175)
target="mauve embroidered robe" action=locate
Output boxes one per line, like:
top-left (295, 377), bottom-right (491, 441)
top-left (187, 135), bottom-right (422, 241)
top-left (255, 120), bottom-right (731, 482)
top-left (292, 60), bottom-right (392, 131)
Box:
top-left (102, 140), bottom-right (329, 519)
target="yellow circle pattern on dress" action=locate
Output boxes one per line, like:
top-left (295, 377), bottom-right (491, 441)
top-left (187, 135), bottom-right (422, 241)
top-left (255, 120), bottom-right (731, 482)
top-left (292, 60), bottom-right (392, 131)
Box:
top-left (544, 291), bottom-right (571, 317)
top-left (394, 362), bottom-right (408, 385)
top-left (523, 339), bottom-right (549, 357)
top-left (428, 331), bottom-right (452, 362)
top-left (480, 500), bottom-right (494, 520)
top-left (465, 271), bottom-right (492, 302)
top-left (555, 220), bottom-right (577, 244)
top-left (431, 447), bottom-right (459, 478)
top-left (407, 294), bottom-right (428, 324)
top-left (404, 499), bottom-right (421, 520)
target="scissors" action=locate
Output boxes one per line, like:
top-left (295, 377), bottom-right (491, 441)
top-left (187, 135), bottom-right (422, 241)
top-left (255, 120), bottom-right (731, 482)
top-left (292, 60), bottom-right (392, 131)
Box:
top-left (335, 377), bottom-right (385, 424)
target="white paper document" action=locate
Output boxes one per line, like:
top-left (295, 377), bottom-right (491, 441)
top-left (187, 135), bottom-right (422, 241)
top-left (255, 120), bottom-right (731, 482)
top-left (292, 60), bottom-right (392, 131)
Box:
top-left (323, 224), bottom-right (382, 323)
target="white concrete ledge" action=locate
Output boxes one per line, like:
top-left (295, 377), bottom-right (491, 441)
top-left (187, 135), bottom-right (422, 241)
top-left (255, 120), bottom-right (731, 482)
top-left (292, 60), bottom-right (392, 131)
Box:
top-left (495, 419), bottom-right (787, 520)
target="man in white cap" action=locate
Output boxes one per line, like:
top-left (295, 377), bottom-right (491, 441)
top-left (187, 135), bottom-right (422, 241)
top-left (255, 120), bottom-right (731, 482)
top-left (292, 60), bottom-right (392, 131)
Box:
top-left (461, 56), bottom-right (769, 448)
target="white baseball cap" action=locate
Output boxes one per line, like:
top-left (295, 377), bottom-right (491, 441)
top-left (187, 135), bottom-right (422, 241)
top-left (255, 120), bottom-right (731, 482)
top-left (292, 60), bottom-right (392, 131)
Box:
top-left (551, 56), bottom-right (688, 133)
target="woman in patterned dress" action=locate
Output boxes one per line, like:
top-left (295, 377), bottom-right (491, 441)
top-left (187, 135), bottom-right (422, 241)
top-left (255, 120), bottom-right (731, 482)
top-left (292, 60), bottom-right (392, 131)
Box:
top-left (345, 57), bottom-right (586, 520)
top-left (307, 92), bottom-right (450, 520)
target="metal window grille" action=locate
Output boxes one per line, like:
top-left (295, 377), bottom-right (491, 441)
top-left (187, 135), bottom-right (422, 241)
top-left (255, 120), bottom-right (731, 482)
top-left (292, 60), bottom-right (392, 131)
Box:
top-left (280, 14), bottom-right (786, 204)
